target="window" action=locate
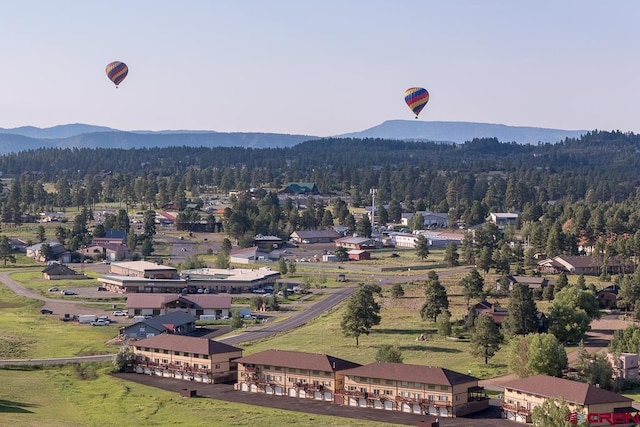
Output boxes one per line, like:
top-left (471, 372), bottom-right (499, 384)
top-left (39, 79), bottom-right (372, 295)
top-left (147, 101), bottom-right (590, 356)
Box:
top-left (312, 370), bottom-right (319, 375)
top-left (385, 380), bottom-right (394, 385)
top-left (163, 350), bottom-right (168, 354)
top-left (263, 365), bottom-right (271, 369)
top-left (372, 378), bottom-right (380, 384)
top-left (401, 381), bottom-right (408, 386)
top-left (347, 386), bottom-right (357, 391)
top-left (440, 385), bottom-right (449, 391)
top-left (214, 363), bottom-right (221, 369)
top-left (144, 347), bottom-right (150, 352)
top-left (162, 359), bottom-right (168, 364)
top-left (400, 391), bottom-right (410, 398)
top-left (323, 381), bottom-right (332, 387)
top-left (438, 395), bottom-right (448, 401)
top-left (359, 377), bottom-right (368, 382)
top-left (383, 390), bottom-right (393, 396)
top-left (428, 395), bottom-right (435, 401)
top-left (359, 387), bottom-right (367, 393)
top-left (428, 384), bottom-right (435, 390)
top-left (289, 368), bottom-right (296, 373)
top-left (413, 393), bottom-right (421, 400)
top-left (299, 369), bottom-right (308, 374)
top-left (275, 366), bottom-right (282, 371)
top-left (373, 389), bottom-right (380, 396)
top-left (414, 382), bottom-right (421, 388)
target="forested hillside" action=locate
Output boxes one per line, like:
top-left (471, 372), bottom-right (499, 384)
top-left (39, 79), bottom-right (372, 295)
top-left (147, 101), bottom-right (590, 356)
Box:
top-left (1, 131), bottom-right (640, 249)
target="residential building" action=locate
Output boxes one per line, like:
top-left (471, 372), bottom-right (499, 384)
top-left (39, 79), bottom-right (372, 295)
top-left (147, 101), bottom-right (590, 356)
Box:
top-left (91, 230), bottom-right (127, 245)
top-left (501, 375), bottom-right (634, 425)
top-left (229, 246), bottom-right (278, 264)
top-left (125, 293), bottom-right (232, 319)
top-left (337, 362), bottom-right (489, 417)
top-left (495, 275), bottom-right (551, 292)
top-left (608, 353), bottom-right (639, 380)
top-left (120, 311), bottom-right (197, 339)
top-left (537, 255), bottom-right (634, 276)
top-left (400, 211), bottom-right (449, 228)
top-left (26, 242), bottom-right (70, 263)
top-left (280, 182), bottom-right (319, 195)
top-left (597, 285), bottom-right (620, 309)
top-left (347, 250), bottom-right (371, 261)
top-left (79, 242), bottom-right (132, 262)
top-left (235, 349), bottom-right (360, 401)
top-left (133, 335), bottom-right (243, 384)
top-left (335, 237), bottom-right (378, 250)
top-left (486, 213), bottom-right (519, 228)
top-left (290, 230), bottom-right (341, 244)
top-left (42, 263), bottom-right (86, 280)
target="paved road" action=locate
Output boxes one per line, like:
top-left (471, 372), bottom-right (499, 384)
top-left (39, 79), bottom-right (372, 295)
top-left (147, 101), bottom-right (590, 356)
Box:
top-left (219, 286), bottom-right (357, 346)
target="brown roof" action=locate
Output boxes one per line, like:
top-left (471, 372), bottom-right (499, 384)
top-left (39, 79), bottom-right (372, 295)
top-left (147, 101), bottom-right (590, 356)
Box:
top-left (501, 375), bottom-right (632, 405)
top-left (339, 362), bottom-right (478, 386)
top-left (126, 293), bottom-right (231, 309)
top-left (133, 335), bottom-right (242, 355)
top-left (236, 350), bottom-right (360, 372)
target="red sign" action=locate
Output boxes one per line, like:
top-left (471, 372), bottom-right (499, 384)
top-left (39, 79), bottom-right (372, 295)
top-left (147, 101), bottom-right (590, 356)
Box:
top-left (568, 411), bottom-right (640, 426)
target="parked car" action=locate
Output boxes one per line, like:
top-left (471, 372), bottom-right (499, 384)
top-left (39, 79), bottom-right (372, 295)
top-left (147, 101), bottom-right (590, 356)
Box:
top-left (91, 319), bottom-right (110, 326)
top-left (112, 310), bottom-right (128, 316)
top-left (40, 308), bottom-right (53, 315)
top-left (48, 287), bottom-right (59, 292)
top-left (61, 289), bottom-right (77, 295)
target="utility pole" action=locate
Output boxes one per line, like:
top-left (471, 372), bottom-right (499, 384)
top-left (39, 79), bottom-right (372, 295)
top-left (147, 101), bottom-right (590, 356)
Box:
top-left (370, 188), bottom-right (377, 232)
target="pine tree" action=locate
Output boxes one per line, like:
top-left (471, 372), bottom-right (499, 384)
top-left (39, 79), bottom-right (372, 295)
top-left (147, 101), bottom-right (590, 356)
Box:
top-left (341, 284), bottom-right (382, 346)
top-left (470, 314), bottom-right (502, 364)
top-left (505, 283), bottom-right (539, 336)
top-left (420, 272), bottom-right (449, 322)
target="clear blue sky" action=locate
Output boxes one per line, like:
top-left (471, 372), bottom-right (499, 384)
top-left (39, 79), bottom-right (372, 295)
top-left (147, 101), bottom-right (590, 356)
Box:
top-left (1, 1), bottom-right (638, 136)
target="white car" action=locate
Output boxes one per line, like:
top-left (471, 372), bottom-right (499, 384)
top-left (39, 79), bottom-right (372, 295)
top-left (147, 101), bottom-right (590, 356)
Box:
top-left (91, 319), bottom-right (110, 326)
top-left (112, 310), bottom-right (128, 316)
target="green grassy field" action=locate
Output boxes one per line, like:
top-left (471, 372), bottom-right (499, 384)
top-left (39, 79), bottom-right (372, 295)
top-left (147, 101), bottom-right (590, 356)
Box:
top-left (0, 287), bottom-right (118, 358)
top-left (242, 282), bottom-right (511, 379)
top-left (0, 365), bottom-right (401, 427)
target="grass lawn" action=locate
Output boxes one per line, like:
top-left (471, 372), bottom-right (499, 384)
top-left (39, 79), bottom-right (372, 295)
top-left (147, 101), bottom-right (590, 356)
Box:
top-left (0, 287), bottom-right (118, 358)
top-left (0, 365), bottom-right (401, 427)
top-left (242, 283), bottom-right (511, 379)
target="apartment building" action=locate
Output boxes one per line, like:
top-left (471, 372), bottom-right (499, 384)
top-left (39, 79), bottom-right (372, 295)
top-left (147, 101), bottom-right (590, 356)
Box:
top-left (235, 349), bottom-right (360, 401)
top-left (133, 334), bottom-right (243, 384)
top-left (337, 362), bottom-right (489, 418)
top-left (501, 375), bottom-right (634, 425)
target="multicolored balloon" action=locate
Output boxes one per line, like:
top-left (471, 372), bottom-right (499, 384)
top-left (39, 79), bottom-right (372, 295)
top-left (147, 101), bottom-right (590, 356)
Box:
top-left (105, 61), bottom-right (128, 88)
top-left (404, 87), bottom-right (429, 118)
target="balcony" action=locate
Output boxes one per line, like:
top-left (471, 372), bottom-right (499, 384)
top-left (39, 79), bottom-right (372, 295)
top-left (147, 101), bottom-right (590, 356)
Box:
top-left (134, 360), bottom-right (213, 375)
top-left (340, 389), bottom-right (366, 398)
top-left (501, 402), bottom-right (531, 415)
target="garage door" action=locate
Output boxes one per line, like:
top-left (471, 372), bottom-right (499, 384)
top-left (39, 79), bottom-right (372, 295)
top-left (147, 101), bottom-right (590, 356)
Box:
top-left (401, 402), bottom-right (412, 413)
top-left (314, 391), bottom-right (323, 400)
top-left (265, 386), bottom-right (274, 394)
top-left (275, 386), bottom-right (283, 395)
top-left (384, 400), bottom-right (393, 410)
top-left (373, 400), bottom-right (383, 409)
top-left (323, 391), bottom-right (332, 401)
top-left (241, 383), bottom-right (249, 392)
top-left (412, 404), bottom-right (422, 414)
top-left (289, 388), bottom-right (297, 397)
top-left (348, 397), bottom-right (358, 407)
top-left (299, 390), bottom-right (306, 399)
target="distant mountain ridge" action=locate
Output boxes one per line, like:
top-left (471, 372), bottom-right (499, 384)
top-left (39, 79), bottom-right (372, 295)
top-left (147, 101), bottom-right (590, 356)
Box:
top-left (0, 120), bottom-right (590, 155)
top-left (337, 120), bottom-right (588, 144)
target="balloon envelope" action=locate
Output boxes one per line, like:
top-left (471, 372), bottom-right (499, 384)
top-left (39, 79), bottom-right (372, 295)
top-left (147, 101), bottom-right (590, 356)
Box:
top-left (404, 87), bottom-right (429, 118)
top-left (105, 61), bottom-right (128, 87)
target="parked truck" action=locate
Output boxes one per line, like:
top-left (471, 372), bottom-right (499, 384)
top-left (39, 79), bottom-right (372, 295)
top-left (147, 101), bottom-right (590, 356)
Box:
top-left (77, 315), bottom-right (97, 324)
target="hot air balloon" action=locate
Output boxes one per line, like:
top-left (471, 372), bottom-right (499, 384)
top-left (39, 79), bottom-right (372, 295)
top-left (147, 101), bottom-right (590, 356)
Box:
top-left (105, 61), bottom-right (128, 88)
top-left (404, 87), bottom-right (429, 119)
